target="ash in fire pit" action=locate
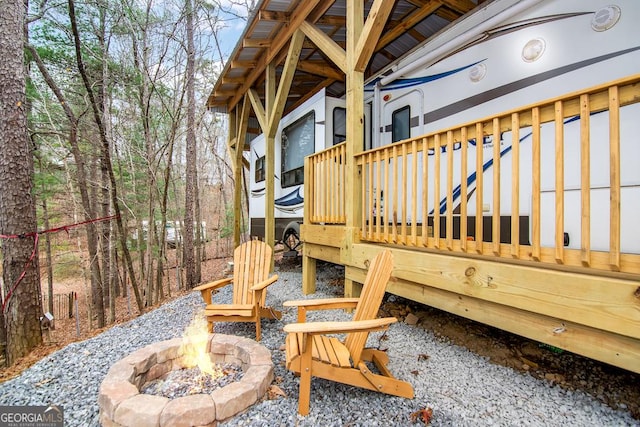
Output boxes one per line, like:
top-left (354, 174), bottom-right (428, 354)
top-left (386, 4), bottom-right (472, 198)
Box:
top-left (142, 364), bottom-right (244, 399)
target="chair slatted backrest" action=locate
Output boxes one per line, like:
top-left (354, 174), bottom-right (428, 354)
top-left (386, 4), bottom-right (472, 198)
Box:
top-left (232, 240), bottom-right (272, 306)
top-left (344, 250), bottom-right (393, 365)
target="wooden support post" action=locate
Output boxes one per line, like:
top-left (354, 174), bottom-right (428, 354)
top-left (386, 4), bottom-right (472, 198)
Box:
top-left (345, 278), bottom-right (363, 299)
top-left (343, 0), bottom-right (364, 269)
top-left (234, 96), bottom-right (251, 248)
top-left (302, 156), bottom-right (317, 294)
top-left (265, 63), bottom-right (276, 270)
top-left (302, 253), bottom-right (317, 295)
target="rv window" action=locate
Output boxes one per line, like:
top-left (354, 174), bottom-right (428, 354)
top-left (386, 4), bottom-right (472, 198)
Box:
top-left (281, 111), bottom-right (315, 188)
top-left (333, 107), bottom-right (346, 145)
top-left (255, 155), bottom-right (265, 183)
top-left (392, 105), bottom-right (410, 143)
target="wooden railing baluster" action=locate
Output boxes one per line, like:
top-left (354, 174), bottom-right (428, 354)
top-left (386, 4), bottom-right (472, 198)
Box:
top-left (609, 86), bottom-right (621, 271)
top-left (307, 76), bottom-right (640, 275)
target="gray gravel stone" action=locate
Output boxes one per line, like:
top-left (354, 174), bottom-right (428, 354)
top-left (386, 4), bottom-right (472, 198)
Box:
top-left (0, 263), bottom-right (637, 427)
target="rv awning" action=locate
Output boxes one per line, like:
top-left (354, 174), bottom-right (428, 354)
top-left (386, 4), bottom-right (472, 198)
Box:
top-left (207, 0), bottom-right (490, 118)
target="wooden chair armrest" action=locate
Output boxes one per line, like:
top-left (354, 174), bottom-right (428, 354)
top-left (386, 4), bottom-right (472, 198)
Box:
top-left (250, 274), bottom-right (279, 292)
top-left (283, 317), bottom-right (397, 335)
top-left (193, 277), bottom-right (233, 305)
top-left (283, 297), bottom-right (360, 310)
top-left (283, 297), bottom-right (360, 322)
top-left (193, 277), bottom-right (233, 292)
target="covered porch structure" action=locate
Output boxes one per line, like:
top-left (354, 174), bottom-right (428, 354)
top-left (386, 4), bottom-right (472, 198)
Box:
top-left (207, 0), bottom-right (640, 374)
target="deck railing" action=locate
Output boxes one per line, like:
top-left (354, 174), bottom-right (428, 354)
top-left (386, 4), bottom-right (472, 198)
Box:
top-left (305, 142), bottom-right (346, 224)
top-left (355, 75), bottom-right (640, 274)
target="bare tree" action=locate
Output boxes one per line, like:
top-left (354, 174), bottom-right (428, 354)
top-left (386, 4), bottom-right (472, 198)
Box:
top-left (68, 0), bottom-right (145, 313)
top-left (183, 0), bottom-right (197, 288)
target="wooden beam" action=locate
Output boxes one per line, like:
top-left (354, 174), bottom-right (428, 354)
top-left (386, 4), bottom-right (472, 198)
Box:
top-left (376, 0), bottom-right (442, 52)
top-left (213, 89), bottom-right (238, 97)
top-left (221, 76), bottom-right (245, 84)
top-left (349, 245), bottom-right (640, 341)
top-left (355, 0), bottom-right (395, 72)
top-left (267, 29), bottom-right (306, 138)
top-left (299, 20), bottom-right (347, 73)
top-left (233, 95), bottom-right (251, 247)
top-left (316, 15), bottom-right (346, 26)
top-left (243, 38), bottom-right (272, 48)
top-left (441, 0), bottom-right (477, 15)
top-left (265, 62), bottom-right (276, 263)
top-left (297, 60), bottom-right (344, 80)
top-left (247, 89), bottom-right (267, 133)
top-left (286, 79), bottom-right (337, 114)
top-left (227, 0), bottom-right (325, 111)
top-left (258, 10), bottom-right (289, 22)
top-left (346, 263), bottom-right (640, 374)
top-left (344, 0), bottom-right (364, 237)
top-left (230, 60), bottom-right (257, 68)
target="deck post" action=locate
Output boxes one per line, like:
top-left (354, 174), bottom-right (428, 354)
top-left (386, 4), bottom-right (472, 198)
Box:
top-left (302, 156), bottom-right (316, 294)
top-left (342, 0), bottom-right (365, 296)
top-left (265, 63), bottom-right (276, 270)
top-left (233, 96), bottom-right (250, 249)
top-left (227, 107), bottom-right (240, 247)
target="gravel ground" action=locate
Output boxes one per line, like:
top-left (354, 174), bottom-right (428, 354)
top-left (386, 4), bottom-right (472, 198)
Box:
top-left (0, 261), bottom-right (637, 427)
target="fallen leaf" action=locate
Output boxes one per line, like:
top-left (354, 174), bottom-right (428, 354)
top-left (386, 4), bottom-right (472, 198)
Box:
top-left (267, 385), bottom-right (287, 400)
top-left (417, 353), bottom-right (430, 361)
top-left (411, 370), bottom-right (420, 376)
top-left (409, 407), bottom-right (433, 425)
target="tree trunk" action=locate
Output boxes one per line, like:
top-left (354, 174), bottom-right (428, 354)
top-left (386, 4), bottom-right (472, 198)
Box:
top-left (41, 192), bottom-right (54, 318)
top-left (98, 4), bottom-right (112, 327)
top-left (183, 0), bottom-right (197, 288)
top-left (0, 0), bottom-right (43, 365)
top-left (68, 0), bottom-right (144, 314)
top-left (25, 43), bottom-right (104, 329)
top-left (195, 172), bottom-right (202, 282)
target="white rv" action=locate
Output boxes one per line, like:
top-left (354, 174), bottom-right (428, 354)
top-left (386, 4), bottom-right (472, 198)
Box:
top-left (248, 89), bottom-right (346, 249)
top-left (249, 0), bottom-right (640, 253)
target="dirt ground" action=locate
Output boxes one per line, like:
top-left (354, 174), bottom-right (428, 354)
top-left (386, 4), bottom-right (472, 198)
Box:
top-left (0, 247), bottom-right (232, 384)
top-left (1, 254), bottom-right (638, 421)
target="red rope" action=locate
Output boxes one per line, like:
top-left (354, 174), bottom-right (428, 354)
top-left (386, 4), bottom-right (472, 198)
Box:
top-left (0, 214), bottom-right (119, 313)
top-left (2, 234), bottom-right (39, 314)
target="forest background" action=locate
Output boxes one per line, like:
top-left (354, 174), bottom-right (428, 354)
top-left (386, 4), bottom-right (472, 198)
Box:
top-left (0, 0), bottom-right (257, 367)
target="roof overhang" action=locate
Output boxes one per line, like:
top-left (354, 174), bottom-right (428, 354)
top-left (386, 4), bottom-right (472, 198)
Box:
top-left (207, 0), bottom-right (490, 118)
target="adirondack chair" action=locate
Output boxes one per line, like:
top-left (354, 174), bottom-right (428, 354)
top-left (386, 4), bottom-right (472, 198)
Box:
top-left (283, 250), bottom-right (414, 415)
top-left (193, 240), bottom-right (281, 341)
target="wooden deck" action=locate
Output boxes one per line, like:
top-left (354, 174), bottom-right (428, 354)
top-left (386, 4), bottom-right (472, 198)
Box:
top-left (301, 75), bottom-right (640, 374)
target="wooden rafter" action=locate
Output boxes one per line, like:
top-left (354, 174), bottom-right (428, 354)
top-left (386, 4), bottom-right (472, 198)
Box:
top-left (376, 0), bottom-right (443, 51)
top-left (355, 0), bottom-right (396, 72)
top-left (227, 0), bottom-right (329, 111)
top-left (441, 0), bottom-right (479, 15)
top-left (268, 29), bottom-right (306, 137)
top-left (297, 60), bottom-right (344, 81)
top-left (300, 20), bottom-right (347, 73)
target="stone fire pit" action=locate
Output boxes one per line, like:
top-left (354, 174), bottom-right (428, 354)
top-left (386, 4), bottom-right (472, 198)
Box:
top-left (98, 334), bottom-right (274, 427)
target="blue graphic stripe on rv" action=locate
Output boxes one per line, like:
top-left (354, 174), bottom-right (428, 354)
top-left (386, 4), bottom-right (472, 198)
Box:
top-left (425, 46), bottom-right (640, 125)
top-left (365, 61), bottom-right (484, 92)
top-left (434, 115), bottom-right (583, 215)
top-left (275, 188), bottom-right (303, 207)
